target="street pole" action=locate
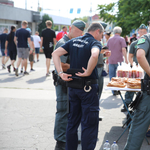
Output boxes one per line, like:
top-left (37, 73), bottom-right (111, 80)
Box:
top-left (25, 0), bottom-right (27, 9)
top-left (90, 2), bottom-right (92, 24)
top-left (38, 0), bottom-right (39, 11)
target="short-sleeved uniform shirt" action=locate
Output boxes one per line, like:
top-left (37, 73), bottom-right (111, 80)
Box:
top-left (56, 31), bottom-right (67, 42)
top-left (15, 28), bottom-right (30, 48)
top-left (107, 35), bottom-right (126, 64)
top-left (41, 28), bottom-right (56, 51)
top-left (61, 33), bottom-right (102, 79)
top-left (0, 33), bottom-right (7, 49)
top-left (137, 34), bottom-right (150, 79)
top-left (6, 32), bottom-right (17, 52)
top-left (55, 34), bottom-right (70, 64)
top-left (129, 40), bottom-right (138, 64)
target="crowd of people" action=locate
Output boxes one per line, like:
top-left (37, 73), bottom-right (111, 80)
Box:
top-left (0, 20), bottom-right (56, 77)
top-left (0, 21), bottom-right (42, 75)
top-left (1, 18), bottom-right (150, 150)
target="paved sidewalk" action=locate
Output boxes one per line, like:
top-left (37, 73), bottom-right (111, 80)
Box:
top-left (0, 54), bottom-right (149, 150)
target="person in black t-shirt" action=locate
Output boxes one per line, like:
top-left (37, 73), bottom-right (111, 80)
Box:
top-left (40, 20), bottom-right (56, 76)
top-left (5, 26), bottom-right (17, 73)
top-left (0, 28), bottom-right (9, 69)
top-left (14, 20), bottom-right (33, 76)
top-left (129, 33), bottom-right (137, 45)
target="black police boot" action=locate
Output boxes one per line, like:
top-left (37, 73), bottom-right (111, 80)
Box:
top-left (54, 141), bottom-right (66, 150)
top-left (121, 104), bottom-right (129, 112)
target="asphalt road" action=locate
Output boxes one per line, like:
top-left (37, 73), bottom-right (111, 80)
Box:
top-left (0, 54), bottom-right (149, 150)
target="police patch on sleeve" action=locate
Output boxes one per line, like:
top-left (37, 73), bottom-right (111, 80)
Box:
top-left (137, 38), bottom-right (145, 45)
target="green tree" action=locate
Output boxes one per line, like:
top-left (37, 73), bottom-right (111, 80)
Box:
top-left (38, 14), bottom-right (53, 36)
top-left (97, 3), bottom-right (117, 24)
top-left (97, 0), bottom-right (150, 36)
top-left (71, 16), bottom-right (88, 24)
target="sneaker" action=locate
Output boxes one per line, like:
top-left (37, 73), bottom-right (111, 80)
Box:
top-left (37, 60), bottom-right (39, 62)
top-left (15, 68), bottom-right (18, 76)
top-left (54, 141), bottom-right (66, 150)
top-left (24, 71), bottom-right (29, 75)
top-left (33, 60), bottom-right (36, 63)
top-left (46, 73), bottom-right (50, 77)
top-left (20, 69), bottom-right (23, 73)
top-left (30, 68), bottom-right (35, 71)
top-left (7, 65), bottom-right (11, 73)
top-left (2, 64), bottom-right (6, 69)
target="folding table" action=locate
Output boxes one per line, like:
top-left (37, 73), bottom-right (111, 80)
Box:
top-left (104, 86), bottom-right (150, 144)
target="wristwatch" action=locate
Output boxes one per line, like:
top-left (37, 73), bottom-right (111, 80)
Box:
top-left (58, 71), bottom-right (63, 76)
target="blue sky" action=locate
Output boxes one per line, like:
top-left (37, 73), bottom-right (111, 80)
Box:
top-left (13, 0), bottom-right (118, 19)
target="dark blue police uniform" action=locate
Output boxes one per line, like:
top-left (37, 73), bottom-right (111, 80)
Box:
top-left (61, 33), bottom-right (102, 150)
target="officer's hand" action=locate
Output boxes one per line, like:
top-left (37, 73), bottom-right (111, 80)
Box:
top-left (76, 67), bottom-right (90, 77)
top-left (60, 73), bottom-right (73, 81)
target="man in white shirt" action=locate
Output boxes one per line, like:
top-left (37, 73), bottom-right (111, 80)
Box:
top-left (32, 31), bottom-right (41, 62)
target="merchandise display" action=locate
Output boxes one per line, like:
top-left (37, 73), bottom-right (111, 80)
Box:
top-left (107, 77), bottom-right (141, 89)
top-left (117, 62), bottom-right (144, 79)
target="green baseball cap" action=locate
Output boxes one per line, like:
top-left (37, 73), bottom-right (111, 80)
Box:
top-left (139, 24), bottom-right (147, 30)
top-left (72, 20), bottom-right (86, 31)
top-left (100, 21), bottom-right (107, 29)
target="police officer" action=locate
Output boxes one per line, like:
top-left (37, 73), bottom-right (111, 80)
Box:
top-left (121, 24), bottom-right (148, 112)
top-left (53, 20), bottom-right (86, 150)
top-left (97, 23), bottom-right (108, 100)
top-left (52, 23), bottom-right (111, 150)
top-left (124, 32), bottom-right (150, 149)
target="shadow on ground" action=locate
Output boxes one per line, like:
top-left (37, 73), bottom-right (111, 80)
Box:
top-left (26, 76), bottom-right (46, 84)
top-left (100, 95), bottom-right (123, 109)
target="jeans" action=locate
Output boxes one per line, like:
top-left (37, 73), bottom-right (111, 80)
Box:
top-left (124, 91), bottom-right (135, 105)
top-left (35, 48), bottom-right (40, 54)
top-left (109, 64), bottom-right (118, 94)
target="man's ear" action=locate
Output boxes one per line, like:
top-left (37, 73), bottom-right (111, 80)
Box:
top-left (69, 26), bottom-right (71, 32)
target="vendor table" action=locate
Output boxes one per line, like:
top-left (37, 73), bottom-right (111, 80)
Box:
top-left (104, 86), bottom-right (150, 144)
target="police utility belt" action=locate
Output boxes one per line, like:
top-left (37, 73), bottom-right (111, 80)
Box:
top-left (52, 69), bottom-right (97, 92)
top-left (66, 69), bottom-right (97, 92)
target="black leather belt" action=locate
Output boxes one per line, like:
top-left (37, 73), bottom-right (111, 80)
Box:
top-left (85, 79), bottom-right (98, 85)
top-left (84, 79), bottom-right (98, 92)
top-left (97, 64), bottom-right (104, 68)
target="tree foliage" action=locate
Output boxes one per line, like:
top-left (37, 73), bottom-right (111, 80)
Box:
top-left (97, 0), bottom-right (150, 36)
top-left (71, 16), bottom-right (88, 24)
top-left (38, 14), bottom-right (53, 36)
